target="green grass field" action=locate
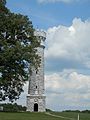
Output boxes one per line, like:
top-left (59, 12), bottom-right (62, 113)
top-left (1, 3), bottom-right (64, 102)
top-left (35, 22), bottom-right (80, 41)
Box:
top-left (0, 112), bottom-right (90, 120)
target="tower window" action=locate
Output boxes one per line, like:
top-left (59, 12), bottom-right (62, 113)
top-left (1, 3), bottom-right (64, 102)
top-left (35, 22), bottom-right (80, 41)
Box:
top-left (36, 86), bottom-right (37, 89)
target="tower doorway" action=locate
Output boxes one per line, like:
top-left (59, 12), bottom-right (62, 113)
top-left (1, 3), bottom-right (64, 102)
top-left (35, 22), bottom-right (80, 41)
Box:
top-left (34, 103), bottom-right (38, 112)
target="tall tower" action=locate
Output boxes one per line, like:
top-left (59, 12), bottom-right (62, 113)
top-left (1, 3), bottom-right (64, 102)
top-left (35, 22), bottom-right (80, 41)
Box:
top-left (26, 30), bottom-right (46, 112)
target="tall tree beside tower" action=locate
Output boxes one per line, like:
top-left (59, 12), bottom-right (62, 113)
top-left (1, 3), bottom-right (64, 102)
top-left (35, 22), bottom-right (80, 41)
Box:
top-left (0, 0), bottom-right (41, 102)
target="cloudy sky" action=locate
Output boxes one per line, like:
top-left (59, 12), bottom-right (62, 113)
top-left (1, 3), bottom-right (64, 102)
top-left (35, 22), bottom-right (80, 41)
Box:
top-left (6, 0), bottom-right (90, 111)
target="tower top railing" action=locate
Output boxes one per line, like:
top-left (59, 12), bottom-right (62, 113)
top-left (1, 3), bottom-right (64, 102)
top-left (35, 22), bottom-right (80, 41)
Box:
top-left (34, 29), bottom-right (46, 38)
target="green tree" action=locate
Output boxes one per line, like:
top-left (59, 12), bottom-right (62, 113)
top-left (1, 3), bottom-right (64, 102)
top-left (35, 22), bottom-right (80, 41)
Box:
top-left (0, 0), bottom-right (40, 102)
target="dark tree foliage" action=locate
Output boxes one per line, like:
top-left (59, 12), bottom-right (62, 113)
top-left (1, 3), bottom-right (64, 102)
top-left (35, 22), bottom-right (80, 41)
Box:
top-left (0, 103), bottom-right (27, 112)
top-left (0, 0), bottom-right (40, 102)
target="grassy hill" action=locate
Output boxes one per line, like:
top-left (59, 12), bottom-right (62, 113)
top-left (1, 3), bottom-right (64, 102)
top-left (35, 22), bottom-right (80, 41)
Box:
top-left (0, 112), bottom-right (90, 120)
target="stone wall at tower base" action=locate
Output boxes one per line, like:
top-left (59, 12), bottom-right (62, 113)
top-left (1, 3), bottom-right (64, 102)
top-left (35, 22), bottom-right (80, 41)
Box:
top-left (26, 95), bottom-right (46, 112)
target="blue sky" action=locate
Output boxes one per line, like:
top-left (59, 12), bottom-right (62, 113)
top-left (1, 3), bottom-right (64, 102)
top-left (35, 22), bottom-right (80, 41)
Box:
top-left (6, 0), bottom-right (90, 111)
top-left (6, 0), bottom-right (90, 29)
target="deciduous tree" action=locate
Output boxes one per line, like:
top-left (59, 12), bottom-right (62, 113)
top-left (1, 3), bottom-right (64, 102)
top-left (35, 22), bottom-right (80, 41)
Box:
top-left (0, 0), bottom-right (40, 102)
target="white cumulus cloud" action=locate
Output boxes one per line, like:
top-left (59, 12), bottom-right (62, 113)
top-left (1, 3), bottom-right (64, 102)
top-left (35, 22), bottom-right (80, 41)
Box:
top-left (37, 0), bottom-right (81, 3)
top-left (45, 18), bottom-right (90, 68)
top-left (45, 70), bottom-right (90, 110)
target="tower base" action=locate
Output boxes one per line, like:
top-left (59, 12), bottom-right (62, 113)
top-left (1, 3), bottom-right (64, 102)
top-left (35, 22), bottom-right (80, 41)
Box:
top-left (26, 95), bottom-right (46, 112)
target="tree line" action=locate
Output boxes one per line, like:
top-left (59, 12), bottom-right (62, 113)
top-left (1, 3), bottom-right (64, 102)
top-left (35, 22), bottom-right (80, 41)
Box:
top-left (0, 103), bottom-right (26, 112)
top-left (63, 110), bottom-right (90, 113)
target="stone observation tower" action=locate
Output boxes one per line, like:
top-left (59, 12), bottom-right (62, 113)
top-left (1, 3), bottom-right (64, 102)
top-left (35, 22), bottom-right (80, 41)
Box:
top-left (26, 30), bottom-right (46, 112)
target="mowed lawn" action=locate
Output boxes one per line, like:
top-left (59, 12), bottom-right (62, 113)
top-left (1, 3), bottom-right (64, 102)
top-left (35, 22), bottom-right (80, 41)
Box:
top-left (50, 112), bottom-right (90, 120)
top-left (0, 112), bottom-right (90, 120)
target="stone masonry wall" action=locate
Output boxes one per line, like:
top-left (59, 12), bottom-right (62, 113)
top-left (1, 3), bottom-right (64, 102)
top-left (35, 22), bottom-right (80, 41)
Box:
top-left (26, 30), bottom-right (46, 112)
